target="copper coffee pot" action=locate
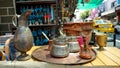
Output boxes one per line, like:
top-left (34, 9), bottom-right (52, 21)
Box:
top-left (78, 22), bottom-right (93, 59)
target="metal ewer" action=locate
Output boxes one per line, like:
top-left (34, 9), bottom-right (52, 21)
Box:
top-left (13, 10), bottom-right (33, 61)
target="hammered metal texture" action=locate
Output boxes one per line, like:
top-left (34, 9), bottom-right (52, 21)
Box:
top-left (32, 46), bottom-right (97, 64)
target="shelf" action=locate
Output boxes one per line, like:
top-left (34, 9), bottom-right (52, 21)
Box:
top-left (29, 24), bottom-right (56, 27)
top-left (16, 0), bottom-right (56, 4)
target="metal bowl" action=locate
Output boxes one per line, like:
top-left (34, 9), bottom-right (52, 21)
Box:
top-left (50, 44), bottom-right (69, 58)
top-left (68, 42), bottom-right (80, 53)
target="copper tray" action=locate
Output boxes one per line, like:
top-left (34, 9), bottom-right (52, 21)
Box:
top-left (32, 46), bottom-right (97, 64)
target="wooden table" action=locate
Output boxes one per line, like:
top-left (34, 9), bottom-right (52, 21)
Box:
top-left (0, 46), bottom-right (120, 68)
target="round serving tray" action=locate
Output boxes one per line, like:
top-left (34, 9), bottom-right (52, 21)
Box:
top-left (32, 46), bottom-right (97, 64)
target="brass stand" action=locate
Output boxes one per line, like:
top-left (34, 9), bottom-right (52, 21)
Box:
top-left (17, 52), bottom-right (31, 61)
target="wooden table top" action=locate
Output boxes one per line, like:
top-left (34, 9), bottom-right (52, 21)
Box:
top-left (0, 46), bottom-right (120, 68)
top-left (25, 46), bottom-right (120, 68)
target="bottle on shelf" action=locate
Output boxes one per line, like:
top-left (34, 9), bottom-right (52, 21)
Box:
top-left (35, 37), bottom-right (40, 45)
top-left (44, 12), bottom-right (47, 24)
top-left (35, 20), bottom-right (39, 25)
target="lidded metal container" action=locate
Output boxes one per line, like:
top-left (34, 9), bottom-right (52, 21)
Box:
top-left (50, 37), bottom-right (69, 58)
top-left (67, 36), bottom-right (80, 53)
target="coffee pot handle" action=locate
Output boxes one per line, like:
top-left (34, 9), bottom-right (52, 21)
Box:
top-left (12, 15), bottom-right (20, 27)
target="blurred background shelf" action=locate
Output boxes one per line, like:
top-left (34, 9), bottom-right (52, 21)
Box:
top-left (16, 0), bottom-right (56, 4)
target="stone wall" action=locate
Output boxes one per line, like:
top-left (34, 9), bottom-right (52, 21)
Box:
top-left (0, 0), bottom-right (15, 35)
